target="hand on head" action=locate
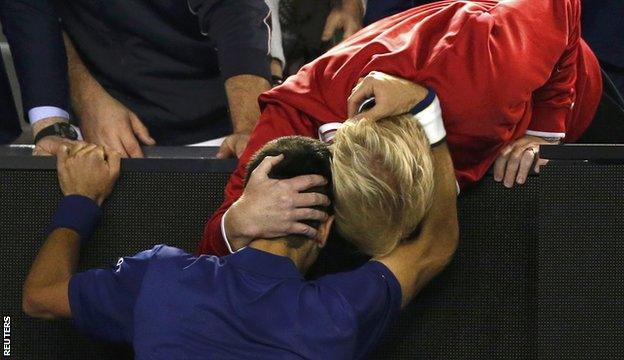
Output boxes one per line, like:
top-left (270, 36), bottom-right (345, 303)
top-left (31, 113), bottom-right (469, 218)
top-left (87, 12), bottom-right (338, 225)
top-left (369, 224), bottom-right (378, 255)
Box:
top-left (225, 153), bottom-right (331, 249)
top-left (347, 71), bottom-right (429, 122)
top-left (56, 142), bottom-right (121, 206)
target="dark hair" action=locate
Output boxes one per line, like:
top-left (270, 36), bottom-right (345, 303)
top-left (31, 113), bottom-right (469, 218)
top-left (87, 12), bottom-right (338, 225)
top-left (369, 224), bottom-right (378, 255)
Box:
top-left (245, 136), bottom-right (333, 247)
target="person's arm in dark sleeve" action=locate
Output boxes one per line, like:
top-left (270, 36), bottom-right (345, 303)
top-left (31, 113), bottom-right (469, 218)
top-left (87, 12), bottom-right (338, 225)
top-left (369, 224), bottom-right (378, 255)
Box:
top-left (0, 0), bottom-right (70, 131)
top-left (188, 0), bottom-right (272, 158)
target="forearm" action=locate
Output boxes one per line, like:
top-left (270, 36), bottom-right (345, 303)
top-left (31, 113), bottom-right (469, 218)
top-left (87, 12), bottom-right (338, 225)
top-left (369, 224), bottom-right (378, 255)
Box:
top-left (63, 32), bottom-right (102, 117)
top-left (22, 228), bottom-right (80, 318)
top-left (23, 195), bottom-right (102, 318)
top-left (379, 144), bottom-right (459, 307)
top-left (225, 74), bottom-right (270, 133)
top-left (408, 147), bottom-right (458, 287)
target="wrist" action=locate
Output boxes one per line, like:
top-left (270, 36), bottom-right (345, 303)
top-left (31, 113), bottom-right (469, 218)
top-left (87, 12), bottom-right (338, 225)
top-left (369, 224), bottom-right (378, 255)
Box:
top-left (410, 90), bottom-right (447, 146)
top-left (33, 122), bottom-right (81, 144)
top-left (224, 201), bottom-right (256, 249)
top-left (32, 117), bottom-right (69, 138)
top-left (409, 86), bottom-right (431, 110)
top-left (47, 195), bottom-right (102, 243)
top-left (64, 192), bottom-right (104, 206)
top-left (231, 129), bottom-right (253, 137)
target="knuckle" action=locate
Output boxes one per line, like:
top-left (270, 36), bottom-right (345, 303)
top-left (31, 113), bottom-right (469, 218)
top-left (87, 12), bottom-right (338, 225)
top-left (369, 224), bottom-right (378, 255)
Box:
top-left (509, 153), bottom-right (522, 163)
top-left (299, 226), bottom-right (311, 236)
top-left (279, 195), bottom-right (292, 207)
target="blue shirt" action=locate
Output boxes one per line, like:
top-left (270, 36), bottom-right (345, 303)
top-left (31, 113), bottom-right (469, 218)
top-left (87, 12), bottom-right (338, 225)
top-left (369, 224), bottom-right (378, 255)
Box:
top-left (69, 245), bottom-right (402, 359)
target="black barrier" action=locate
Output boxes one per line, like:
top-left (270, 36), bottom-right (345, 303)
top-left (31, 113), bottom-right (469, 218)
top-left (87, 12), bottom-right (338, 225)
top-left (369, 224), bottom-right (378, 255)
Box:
top-left (0, 145), bottom-right (621, 359)
top-left (538, 163), bottom-right (624, 359)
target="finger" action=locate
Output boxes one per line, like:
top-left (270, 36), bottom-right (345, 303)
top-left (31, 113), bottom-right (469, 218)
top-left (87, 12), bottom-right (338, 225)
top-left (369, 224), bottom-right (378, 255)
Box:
top-left (293, 192), bottom-right (331, 208)
top-left (321, 12), bottom-right (341, 41)
top-left (56, 144), bottom-right (70, 166)
top-left (120, 134), bottom-right (144, 158)
top-left (235, 137), bottom-right (250, 159)
top-left (68, 142), bottom-right (90, 156)
top-left (98, 136), bottom-right (130, 158)
top-left (347, 81), bottom-right (373, 118)
top-left (216, 137), bottom-right (235, 159)
top-left (250, 154), bottom-right (284, 180)
top-left (287, 222), bottom-right (319, 239)
top-left (91, 145), bottom-right (106, 160)
top-left (503, 146), bottom-right (527, 188)
top-left (33, 146), bottom-right (53, 156)
top-left (129, 113), bottom-right (156, 145)
top-left (290, 208), bottom-right (329, 222)
top-left (74, 143), bottom-right (98, 157)
top-left (493, 146), bottom-right (512, 182)
top-left (534, 158), bottom-right (549, 173)
top-left (343, 20), bottom-right (361, 38)
top-left (515, 149), bottom-right (536, 185)
top-left (104, 147), bottom-right (122, 179)
top-left (286, 174), bottom-right (328, 191)
top-left (357, 106), bottom-right (386, 122)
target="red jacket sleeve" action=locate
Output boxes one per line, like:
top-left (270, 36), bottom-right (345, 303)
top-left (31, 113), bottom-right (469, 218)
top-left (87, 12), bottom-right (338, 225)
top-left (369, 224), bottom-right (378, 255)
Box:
top-left (197, 101), bottom-right (317, 256)
top-left (526, 0), bottom-right (581, 138)
top-left (420, 0), bottom-right (583, 187)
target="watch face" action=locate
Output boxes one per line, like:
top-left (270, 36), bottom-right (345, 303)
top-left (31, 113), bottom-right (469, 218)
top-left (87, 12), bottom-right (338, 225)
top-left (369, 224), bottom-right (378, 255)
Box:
top-left (54, 123), bottom-right (79, 140)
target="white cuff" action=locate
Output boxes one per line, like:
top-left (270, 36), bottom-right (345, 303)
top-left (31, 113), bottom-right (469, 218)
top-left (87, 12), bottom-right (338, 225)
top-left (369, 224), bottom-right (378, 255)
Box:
top-left (29, 106), bottom-right (70, 125)
top-left (221, 209), bottom-right (236, 254)
top-left (318, 122), bottom-right (343, 144)
top-left (525, 130), bottom-right (565, 139)
top-left (411, 92), bottom-right (446, 146)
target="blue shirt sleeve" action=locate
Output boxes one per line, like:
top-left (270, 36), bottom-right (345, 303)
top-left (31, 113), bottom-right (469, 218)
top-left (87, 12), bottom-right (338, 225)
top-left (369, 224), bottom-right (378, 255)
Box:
top-left (316, 261), bottom-right (402, 359)
top-left (68, 245), bottom-right (185, 342)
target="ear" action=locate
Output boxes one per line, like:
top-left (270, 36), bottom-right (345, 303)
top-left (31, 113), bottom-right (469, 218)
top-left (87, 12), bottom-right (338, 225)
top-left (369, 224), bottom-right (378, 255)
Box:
top-left (316, 215), bottom-right (334, 249)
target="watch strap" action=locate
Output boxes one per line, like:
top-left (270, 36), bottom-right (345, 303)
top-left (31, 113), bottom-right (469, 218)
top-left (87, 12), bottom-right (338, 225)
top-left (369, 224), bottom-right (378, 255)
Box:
top-left (33, 122), bottom-right (80, 144)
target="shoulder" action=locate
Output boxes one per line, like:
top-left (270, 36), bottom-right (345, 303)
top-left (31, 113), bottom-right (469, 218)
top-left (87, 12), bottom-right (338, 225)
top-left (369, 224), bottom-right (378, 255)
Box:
top-left (312, 261), bottom-right (402, 314)
top-left (116, 245), bottom-right (194, 272)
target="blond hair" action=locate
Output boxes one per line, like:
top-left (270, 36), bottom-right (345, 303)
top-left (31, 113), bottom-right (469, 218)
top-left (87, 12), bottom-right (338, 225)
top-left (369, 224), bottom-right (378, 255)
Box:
top-left (331, 114), bottom-right (434, 257)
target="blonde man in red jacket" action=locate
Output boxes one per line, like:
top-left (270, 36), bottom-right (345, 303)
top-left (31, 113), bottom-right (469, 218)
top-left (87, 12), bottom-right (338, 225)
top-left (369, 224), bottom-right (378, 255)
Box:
top-left (199, 0), bottom-right (605, 256)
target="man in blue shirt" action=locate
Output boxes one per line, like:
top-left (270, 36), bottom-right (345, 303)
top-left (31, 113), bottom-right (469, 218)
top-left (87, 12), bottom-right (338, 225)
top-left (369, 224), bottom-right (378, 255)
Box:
top-left (22, 135), bottom-right (458, 358)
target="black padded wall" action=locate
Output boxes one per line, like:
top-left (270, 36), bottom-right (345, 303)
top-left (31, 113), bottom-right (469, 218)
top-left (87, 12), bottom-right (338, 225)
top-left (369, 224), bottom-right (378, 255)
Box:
top-left (538, 163), bottom-right (624, 359)
top-left (372, 177), bottom-right (539, 360)
top-left (1, 161), bottom-right (540, 359)
top-left (0, 167), bottom-right (232, 359)
top-left (5, 156), bottom-right (623, 359)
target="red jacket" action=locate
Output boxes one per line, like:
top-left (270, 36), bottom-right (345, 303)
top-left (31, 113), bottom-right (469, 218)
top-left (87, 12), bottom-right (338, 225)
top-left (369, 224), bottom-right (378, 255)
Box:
top-left (199, 0), bottom-right (602, 256)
